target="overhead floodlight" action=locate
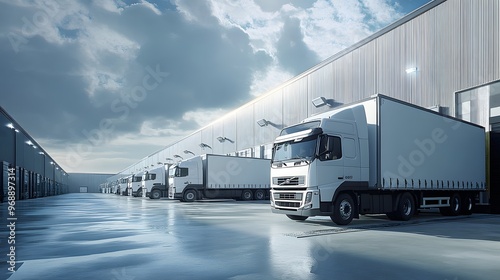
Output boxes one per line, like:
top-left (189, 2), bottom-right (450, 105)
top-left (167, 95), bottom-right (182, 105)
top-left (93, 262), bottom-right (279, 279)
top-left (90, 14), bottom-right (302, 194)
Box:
top-left (199, 143), bottom-right (212, 150)
top-left (6, 123), bottom-right (14, 129)
top-left (173, 154), bottom-right (183, 159)
top-left (184, 150), bottom-right (195, 156)
top-left (312, 96), bottom-right (331, 108)
top-left (257, 119), bottom-right (269, 127)
top-left (217, 136), bottom-right (233, 143)
top-left (26, 140), bottom-right (33, 146)
top-left (405, 67), bottom-right (418, 74)
top-left (165, 157), bottom-right (173, 162)
top-left (39, 152), bottom-right (45, 155)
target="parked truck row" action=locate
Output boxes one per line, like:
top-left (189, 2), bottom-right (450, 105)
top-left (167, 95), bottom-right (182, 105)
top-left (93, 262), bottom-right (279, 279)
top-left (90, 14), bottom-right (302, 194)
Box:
top-left (111, 154), bottom-right (271, 202)
top-left (106, 94), bottom-right (487, 226)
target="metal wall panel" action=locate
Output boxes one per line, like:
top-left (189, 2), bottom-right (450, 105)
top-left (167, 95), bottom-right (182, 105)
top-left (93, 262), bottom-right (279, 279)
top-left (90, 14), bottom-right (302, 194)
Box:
top-left (254, 90), bottom-right (283, 145)
top-left (69, 173), bottom-right (114, 193)
top-left (222, 113), bottom-right (237, 155)
top-left (112, 0), bottom-right (500, 181)
top-left (308, 63), bottom-right (334, 115)
top-left (282, 78), bottom-right (308, 127)
top-left (236, 104), bottom-right (255, 151)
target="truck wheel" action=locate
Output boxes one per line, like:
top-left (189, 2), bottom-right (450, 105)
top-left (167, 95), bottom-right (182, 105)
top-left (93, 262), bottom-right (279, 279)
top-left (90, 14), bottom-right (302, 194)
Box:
top-left (254, 189), bottom-right (265, 200)
top-left (440, 193), bottom-right (461, 216)
top-left (396, 192), bottom-right (415, 221)
top-left (461, 195), bottom-right (473, 215)
top-left (241, 190), bottom-right (253, 201)
top-left (183, 189), bottom-right (197, 202)
top-left (286, 215), bottom-right (308, 221)
top-left (150, 189), bottom-right (161, 199)
top-left (330, 193), bottom-right (355, 225)
top-left (136, 189), bottom-right (143, 197)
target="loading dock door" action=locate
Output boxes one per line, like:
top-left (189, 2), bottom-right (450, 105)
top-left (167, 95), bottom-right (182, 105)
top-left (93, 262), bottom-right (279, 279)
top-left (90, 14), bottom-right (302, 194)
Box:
top-left (79, 186), bottom-right (88, 193)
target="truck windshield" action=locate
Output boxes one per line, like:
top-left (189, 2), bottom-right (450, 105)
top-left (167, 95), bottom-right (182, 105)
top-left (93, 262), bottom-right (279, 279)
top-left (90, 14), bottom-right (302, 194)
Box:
top-left (272, 136), bottom-right (317, 165)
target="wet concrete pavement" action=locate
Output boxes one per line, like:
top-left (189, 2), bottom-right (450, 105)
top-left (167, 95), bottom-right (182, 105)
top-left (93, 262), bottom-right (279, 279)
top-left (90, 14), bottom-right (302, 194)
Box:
top-left (2, 193), bottom-right (500, 280)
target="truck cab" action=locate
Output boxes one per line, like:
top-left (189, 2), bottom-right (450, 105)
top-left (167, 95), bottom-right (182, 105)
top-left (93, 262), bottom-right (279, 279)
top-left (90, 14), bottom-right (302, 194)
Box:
top-left (168, 157), bottom-right (202, 201)
top-left (142, 165), bottom-right (168, 199)
top-left (127, 172), bottom-right (143, 197)
top-left (117, 177), bottom-right (128, 195)
top-left (270, 110), bottom-right (369, 223)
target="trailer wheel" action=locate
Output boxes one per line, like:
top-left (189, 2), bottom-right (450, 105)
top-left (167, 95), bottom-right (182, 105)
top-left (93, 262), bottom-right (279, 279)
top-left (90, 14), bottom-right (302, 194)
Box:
top-left (330, 193), bottom-right (355, 225)
top-left (150, 189), bottom-right (161, 199)
top-left (183, 189), bottom-right (197, 202)
top-left (286, 215), bottom-right (308, 221)
top-left (461, 195), bottom-right (474, 215)
top-left (254, 189), bottom-right (265, 200)
top-left (440, 193), bottom-right (461, 216)
top-left (396, 192), bottom-right (415, 221)
top-left (241, 190), bottom-right (253, 201)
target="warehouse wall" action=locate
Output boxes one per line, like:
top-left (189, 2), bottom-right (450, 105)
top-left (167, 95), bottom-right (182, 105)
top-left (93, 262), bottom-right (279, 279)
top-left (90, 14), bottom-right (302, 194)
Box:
top-left (112, 0), bottom-right (500, 179)
top-left (69, 173), bottom-right (115, 193)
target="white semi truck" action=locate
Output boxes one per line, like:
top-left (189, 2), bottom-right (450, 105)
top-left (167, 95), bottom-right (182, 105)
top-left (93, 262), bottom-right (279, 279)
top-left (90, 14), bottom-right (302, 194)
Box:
top-left (117, 177), bottom-right (129, 195)
top-left (127, 172), bottom-right (144, 197)
top-left (168, 154), bottom-right (271, 202)
top-left (141, 165), bottom-right (169, 199)
top-left (270, 94), bottom-right (486, 225)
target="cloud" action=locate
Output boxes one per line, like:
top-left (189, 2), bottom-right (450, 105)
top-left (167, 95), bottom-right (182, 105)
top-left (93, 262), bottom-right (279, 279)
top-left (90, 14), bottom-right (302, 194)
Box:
top-left (0, 0), bottom-right (426, 173)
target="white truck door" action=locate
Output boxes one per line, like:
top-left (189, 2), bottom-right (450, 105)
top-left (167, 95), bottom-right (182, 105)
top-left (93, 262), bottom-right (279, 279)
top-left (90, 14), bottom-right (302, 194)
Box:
top-left (316, 135), bottom-right (344, 202)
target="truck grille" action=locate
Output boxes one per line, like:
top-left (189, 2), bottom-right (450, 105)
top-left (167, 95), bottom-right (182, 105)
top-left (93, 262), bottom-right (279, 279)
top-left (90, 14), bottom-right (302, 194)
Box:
top-left (273, 176), bottom-right (305, 186)
top-left (276, 201), bottom-right (300, 208)
top-left (276, 193), bottom-right (302, 200)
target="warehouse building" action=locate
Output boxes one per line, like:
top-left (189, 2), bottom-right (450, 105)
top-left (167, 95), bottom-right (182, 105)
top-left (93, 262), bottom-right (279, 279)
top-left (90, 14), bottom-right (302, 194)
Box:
top-left (0, 106), bottom-right (69, 202)
top-left (106, 0), bottom-right (497, 212)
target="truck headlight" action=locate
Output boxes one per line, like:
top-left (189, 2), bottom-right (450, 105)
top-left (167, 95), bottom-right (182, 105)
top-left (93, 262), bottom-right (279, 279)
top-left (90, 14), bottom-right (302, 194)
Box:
top-left (305, 192), bottom-right (312, 204)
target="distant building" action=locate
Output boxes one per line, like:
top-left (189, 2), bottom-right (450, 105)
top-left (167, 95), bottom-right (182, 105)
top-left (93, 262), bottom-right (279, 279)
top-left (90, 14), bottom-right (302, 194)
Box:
top-left (1, 106), bottom-right (69, 201)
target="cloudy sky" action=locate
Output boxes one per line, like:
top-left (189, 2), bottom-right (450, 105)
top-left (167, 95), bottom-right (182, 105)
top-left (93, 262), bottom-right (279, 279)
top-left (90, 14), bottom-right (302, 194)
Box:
top-left (0, 0), bottom-right (432, 174)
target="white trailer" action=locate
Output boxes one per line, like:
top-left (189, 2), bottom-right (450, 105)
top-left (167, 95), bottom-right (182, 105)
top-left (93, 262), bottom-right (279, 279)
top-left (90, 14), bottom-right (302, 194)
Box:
top-left (270, 94), bottom-right (486, 225)
top-left (168, 154), bottom-right (271, 202)
top-left (141, 165), bottom-right (169, 199)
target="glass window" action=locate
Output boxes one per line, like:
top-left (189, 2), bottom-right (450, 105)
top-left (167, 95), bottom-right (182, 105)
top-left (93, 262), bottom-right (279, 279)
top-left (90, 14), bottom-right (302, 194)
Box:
top-left (175, 167), bottom-right (188, 177)
top-left (319, 136), bottom-right (342, 161)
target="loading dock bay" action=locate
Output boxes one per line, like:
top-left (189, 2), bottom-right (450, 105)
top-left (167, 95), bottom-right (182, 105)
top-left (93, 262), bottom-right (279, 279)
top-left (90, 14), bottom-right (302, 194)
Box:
top-left (2, 194), bottom-right (500, 280)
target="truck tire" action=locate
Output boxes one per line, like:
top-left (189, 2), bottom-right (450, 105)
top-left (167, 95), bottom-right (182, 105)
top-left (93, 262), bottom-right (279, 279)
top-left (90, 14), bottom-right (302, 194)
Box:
top-left (461, 195), bottom-right (473, 215)
top-left (440, 193), bottom-right (461, 216)
top-left (330, 193), bottom-right (355, 225)
top-left (254, 189), bottom-right (265, 200)
top-left (286, 214), bottom-right (308, 221)
top-left (183, 189), bottom-right (197, 202)
top-left (150, 189), bottom-right (161, 199)
top-left (241, 189), bottom-right (253, 201)
top-left (136, 189), bottom-right (143, 197)
top-left (396, 192), bottom-right (415, 221)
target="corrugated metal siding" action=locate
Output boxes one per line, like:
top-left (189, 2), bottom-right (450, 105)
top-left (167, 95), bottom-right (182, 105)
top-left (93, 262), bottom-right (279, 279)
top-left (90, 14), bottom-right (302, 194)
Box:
top-left (253, 91), bottom-right (283, 145)
top-left (282, 78), bottom-right (308, 127)
top-left (113, 0), bottom-right (500, 179)
top-left (236, 105), bottom-right (254, 151)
